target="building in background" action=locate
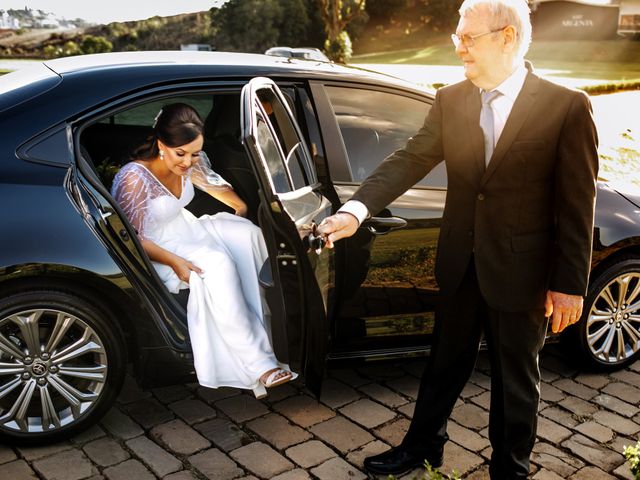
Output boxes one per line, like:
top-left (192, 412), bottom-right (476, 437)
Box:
top-left (0, 11), bottom-right (20, 29)
top-left (530, 0), bottom-right (621, 39)
top-left (618, 0), bottom-right (640, 35)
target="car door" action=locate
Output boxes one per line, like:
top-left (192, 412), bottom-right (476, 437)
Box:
top-left (241, 77), bottom-right (333, 395)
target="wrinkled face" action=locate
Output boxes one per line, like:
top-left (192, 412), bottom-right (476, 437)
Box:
top-left (159, 134), bottom-right (204, 176)
top-left (455, 8), bottom-right (505, 87)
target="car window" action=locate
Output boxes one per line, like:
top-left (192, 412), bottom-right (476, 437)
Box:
top-left (101, 96), bottom-right (212, 126)
top-left (325, 86), bottom-right (447, 188)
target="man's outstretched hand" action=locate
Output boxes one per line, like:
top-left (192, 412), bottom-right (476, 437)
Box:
top-left (317, 212), bottom-right (359, 248)
top-left (546, 290), bottom-right (584, 333)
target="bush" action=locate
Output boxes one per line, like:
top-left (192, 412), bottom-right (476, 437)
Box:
top-left (62, 41), bottom-right (82, 56)
top-left (80, 35), bottom-right (113, 54)
top-left (624, 440), bottom-right (640, 480)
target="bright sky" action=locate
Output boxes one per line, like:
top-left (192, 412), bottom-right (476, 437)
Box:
top-left (2, 1), bottom-right (228, 24)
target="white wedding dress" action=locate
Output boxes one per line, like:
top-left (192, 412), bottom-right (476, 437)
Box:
top-left (111, 156), bottom-right (282, 390)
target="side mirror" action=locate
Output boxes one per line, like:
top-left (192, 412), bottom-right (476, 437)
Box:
top-left (361, 216), bottom-right (407, 235)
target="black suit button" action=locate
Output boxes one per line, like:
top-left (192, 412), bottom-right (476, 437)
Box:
top-left (477, 193), bottom-right (485, 201)
top-left (468, 230), bottom-right (474, 237)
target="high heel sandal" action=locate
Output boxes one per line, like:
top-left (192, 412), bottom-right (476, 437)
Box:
top-left (252, 368), bottom-right (294, 399)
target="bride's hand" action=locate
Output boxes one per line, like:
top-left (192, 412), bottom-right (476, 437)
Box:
top-left (171, 255), bottom-right (204, 283)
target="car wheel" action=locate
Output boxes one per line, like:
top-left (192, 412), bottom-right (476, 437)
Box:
top-left (571, 256), bottom-right (640, 371)
top-left (0, 290), bottom-right (126, 444)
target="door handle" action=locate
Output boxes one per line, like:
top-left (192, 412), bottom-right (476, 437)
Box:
top-left (361, 216), bottom-right (407, 235)
top-left (302, 221), bottom-right (325, 255)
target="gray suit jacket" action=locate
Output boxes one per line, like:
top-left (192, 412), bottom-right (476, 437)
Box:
top-left (351, 66), bottom-right (599, 311)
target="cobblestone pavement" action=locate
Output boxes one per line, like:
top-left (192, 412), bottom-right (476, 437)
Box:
top-left (1, 345), bottom-right (639, 480)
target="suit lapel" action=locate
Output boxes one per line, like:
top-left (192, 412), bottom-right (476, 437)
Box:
top-left (480, 72), bottom-right (541, 187)
top-left (465, 83), bottom-right (486, 177)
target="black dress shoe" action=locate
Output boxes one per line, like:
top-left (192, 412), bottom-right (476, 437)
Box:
top-left (364, 446), bottom-right (443, 476)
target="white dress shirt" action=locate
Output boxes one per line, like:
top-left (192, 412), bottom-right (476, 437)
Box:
top-left (339, 62), bottom-right (529, 225)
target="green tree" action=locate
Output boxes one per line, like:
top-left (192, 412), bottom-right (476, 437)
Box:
top-left (277, 0), bottom-right (311, 47)
top-left (316, 0), bottom-right (366, 63)
top-left (418, 0), bottom-right (462, 32)
top-left (211, 0), bottom-right (283, 52)
top-left (80, 35), bottom-right (113, 54)
top-left (62, 40), bottom-right (82, 56)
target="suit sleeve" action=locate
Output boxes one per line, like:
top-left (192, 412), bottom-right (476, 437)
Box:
top-left (350, 89), bottom-right (445, 216)
top-left (550, 90), bottom-right (599, 296)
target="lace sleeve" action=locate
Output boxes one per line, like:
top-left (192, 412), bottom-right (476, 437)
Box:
top-left (111, 163), bottom-right (155, 240)
top-left (190, 151), bottom-right (233, 192)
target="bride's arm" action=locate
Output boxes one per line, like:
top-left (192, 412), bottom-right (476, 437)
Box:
top-left (141, 239), bottom-right (203, 283)
top-left (191, 152), bottom-right (248, 217)
top-left (204, 189), bottom-right (247, 217)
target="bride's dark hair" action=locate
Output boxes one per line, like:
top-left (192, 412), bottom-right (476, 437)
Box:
top-left (133, 103), bottom-right (204, 160)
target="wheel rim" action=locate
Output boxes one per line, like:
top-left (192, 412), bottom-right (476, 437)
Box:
top-left (587, 272), bottom-right (640, 365)
top-left (0, 308), bottom-right (107, 433)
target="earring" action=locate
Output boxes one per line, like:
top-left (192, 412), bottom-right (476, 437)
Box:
top-left (159, 150), bottom-right (164, 160)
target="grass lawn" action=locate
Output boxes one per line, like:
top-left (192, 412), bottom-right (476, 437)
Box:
top-left (352, 36), bottom-right (640, 81)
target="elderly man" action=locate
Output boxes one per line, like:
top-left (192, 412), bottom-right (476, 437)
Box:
top-left (318, 0), bottom-right (599, 477)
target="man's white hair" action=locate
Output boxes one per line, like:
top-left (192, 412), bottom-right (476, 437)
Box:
top-left (459, 0), bottom-right (532, 60)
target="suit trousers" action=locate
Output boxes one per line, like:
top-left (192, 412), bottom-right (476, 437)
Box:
top-left (401, 258), bottom-right (549, 479)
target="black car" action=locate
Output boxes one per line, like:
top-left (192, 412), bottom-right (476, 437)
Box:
top-left (1, 51), bottom-right (639, 444)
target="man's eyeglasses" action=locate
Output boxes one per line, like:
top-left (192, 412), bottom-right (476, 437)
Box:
top-left (451, 27), bottom-right (506, 48)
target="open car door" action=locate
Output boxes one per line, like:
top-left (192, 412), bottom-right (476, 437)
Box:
top-left (241, 77), bottom-right (333, 395)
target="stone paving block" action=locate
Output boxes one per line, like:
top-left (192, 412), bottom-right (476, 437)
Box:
top-left (82, 437), bottom-right (130, 467)
top-left (558, 396), bottom-right (598, 418)
top-left (374, 417), bottom-right (410, 446)
top-left (197, 386), bottom-right (241, 404)
top-left (194, 417), bottom-right (251, 452)
top-left (451, 402), bottom-right (489, 430)
top-left (230, 442), bottom-right (294, 478)
top-left (100, 407), bottom-right (144, 440)
top-left (216, 395), bottom-right (269, 423)
top-left (611, 369), bottom-right (640, 386)
top-left (273, 395), bottom-right (335, 428)
top-left (540, 355), bottom-right (577, 378)
top-left (285, 440), bottom-right (337, 468)
top-left (33, 448), bottom-right (96, 480)
top-left (345, 440), bottom-right (390, 468)
top-left (607, 434), bottom-right (637, 458)
top-left (602, 381), bottom-right (640, 404)
top-left (469, 371), bottom-right (492, 390)
top-left (151, 384), bottom-right (192, 404)
top-left (532, 468), bottom-right (565, 480)
top-left (0, 445), bottom-right (16, 465)
top-left (0, 460), bottom-right (38, 479)
top-left (575, 420), bottom-right (614, 443)
top-left (164, 471), bottom-right (199, 480)
top-left (123, 397), bottom-right (174, 429)
top-left (398, 401), bottom-right (415, 418)
top-left (319, 378), bottom-right (360, 409)
top-left (272, 468), bottom-right (311, 479)
top-left (150, 419), bottom-right (210, 456)
top-left (536, 416), bottom-right (573, 444)
top-left (593, 410), bottom-right (640, 435)
top-left (448, 421), bottom-right (491, 452)
top-left (17, 442), bottom-right (74, 461)
top-left (126, 436), bottom-right (182, 477)
top-left (470, 391), bottom-right (491, 410)
top-left (613, 461), bottom-right (636, 480)
top-left (71, 424), bottom-right (107, 445)
top-left (330, 368), bottom-right (370, 387)
top-left (117, 375), bottom-right (152, 404)
top-left (532, 442), bottom-right (584, 478)
top-left (247, 413), bottom-right (311, 449)
top-left (339, 398), bottom-right (396, 429)
top-left (441, 441), bottom-right (484, 477)
top-left (168, 398), bottom-right (217, 425)
top-left (540, 405), bottom-right (580, 428)
top-left (310, 416), bottom-right (374, 454)
top-left (461, 382), bottom-right (485, 399)
top-left (358, 383), bottom-right (408, 408)
top-left (263, 383), bottom-right (298, 404)
top-left (386, 376), bottom-right (419, 400)
top-left (189, 447), bottom-right (244, 480)
top-left (540, 383), bottom-right (566, 403)
top-left (561, 434), bottom-right (625, 472)
top-left (465, 465), bottom-right (491, 479)
top-left (574, 373), bottom-right (611, 390)
top-left (568, 466), bottom-right (618, 479)
top-left (552, 378), bottom-right (597, 401)
top-left (630, 360), bottom-right (640, 373)
top-left (592, 393), bottom-right (638, 418)
top-left (104, 459), bottom-right (155, 480)
top-left (310, 457), bottom-right (367, 480)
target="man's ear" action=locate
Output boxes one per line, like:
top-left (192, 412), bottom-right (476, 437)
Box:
top-left (502, 25), bottom-right (517, 53)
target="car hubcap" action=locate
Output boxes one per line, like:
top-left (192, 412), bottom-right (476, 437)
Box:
top-left (0, 308), bottom-right (107, 433)
top-left (587, 272), bottom-right (640, 364)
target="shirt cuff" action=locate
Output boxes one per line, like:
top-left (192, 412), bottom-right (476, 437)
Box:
top-left (338, 200), bottom-right (370, 226)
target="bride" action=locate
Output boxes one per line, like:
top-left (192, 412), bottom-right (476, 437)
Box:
top-left (111, 102), bottom-right (295, 398)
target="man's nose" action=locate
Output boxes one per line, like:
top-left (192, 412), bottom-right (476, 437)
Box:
top-left (455, 41), bottom-right (468, 55)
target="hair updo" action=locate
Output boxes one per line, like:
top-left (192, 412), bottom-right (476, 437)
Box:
top-left (133, 103), bottom-right (204, 160)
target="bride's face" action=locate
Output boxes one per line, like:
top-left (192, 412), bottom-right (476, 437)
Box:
top-left (159, 134), bottom-right (204, 176)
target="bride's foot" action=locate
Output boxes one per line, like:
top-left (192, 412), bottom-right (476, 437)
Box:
top-left (261, 368), bottom-right (293, 388)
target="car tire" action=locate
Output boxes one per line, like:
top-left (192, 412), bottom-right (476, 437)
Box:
top-left (0, 289), bottom-right (126, 444)
top-left (569, 256), bottom-right (640, 371)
